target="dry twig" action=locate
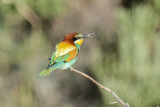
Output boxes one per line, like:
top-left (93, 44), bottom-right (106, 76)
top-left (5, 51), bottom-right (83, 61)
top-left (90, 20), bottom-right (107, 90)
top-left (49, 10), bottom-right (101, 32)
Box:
top-left (70, 66), bottom-right (130, 107)
top-left (2, 0), bottom-right (42, 29)
top-left (16, 1), bottom-right (42, 29)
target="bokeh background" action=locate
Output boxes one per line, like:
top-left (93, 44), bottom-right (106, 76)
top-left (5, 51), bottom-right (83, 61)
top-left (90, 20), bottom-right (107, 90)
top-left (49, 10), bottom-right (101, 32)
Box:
top-left (0, 0), bottom-right (160, 107)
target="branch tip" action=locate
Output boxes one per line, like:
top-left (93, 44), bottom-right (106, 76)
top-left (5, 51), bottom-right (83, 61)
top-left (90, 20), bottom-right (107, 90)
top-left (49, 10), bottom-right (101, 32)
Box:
top-left (69, 67), bottom-right (130, 107)
top-left (110, 101), bottom-right (119, 104)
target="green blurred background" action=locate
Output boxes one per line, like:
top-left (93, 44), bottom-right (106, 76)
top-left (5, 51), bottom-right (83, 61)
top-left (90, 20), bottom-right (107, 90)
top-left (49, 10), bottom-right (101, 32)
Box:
top-left (0, 0), bottom-right (160, 107)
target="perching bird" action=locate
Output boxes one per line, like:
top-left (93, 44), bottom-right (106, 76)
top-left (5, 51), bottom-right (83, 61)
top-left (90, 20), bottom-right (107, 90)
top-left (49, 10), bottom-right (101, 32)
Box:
top-left (39, 32), bottom-right (94, 76)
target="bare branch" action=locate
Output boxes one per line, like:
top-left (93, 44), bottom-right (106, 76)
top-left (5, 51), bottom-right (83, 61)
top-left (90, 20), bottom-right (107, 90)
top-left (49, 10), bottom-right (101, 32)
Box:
top-left (70, 66), bottom-right (130, 107)
top-left (2, 0), bottom-right (42, 29)
top-left (110, 101), bottom-right (119, 104)
top-left (16, 1), bottom-right (42, 29)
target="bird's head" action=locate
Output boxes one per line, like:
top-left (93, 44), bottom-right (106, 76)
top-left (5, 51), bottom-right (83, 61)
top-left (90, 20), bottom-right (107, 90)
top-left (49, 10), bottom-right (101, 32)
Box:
top-left (63, 32), bottom-right (94, 46)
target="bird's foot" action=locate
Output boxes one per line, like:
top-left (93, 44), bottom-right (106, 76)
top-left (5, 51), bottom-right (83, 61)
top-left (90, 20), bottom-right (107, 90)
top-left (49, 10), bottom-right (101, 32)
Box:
top-left (69, 66), bottom-right (73, 70)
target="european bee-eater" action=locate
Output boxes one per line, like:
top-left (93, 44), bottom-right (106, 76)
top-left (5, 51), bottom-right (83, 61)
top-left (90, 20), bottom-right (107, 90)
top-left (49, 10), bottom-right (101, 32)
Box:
top-left (39, 33), bottom-right (94, 76)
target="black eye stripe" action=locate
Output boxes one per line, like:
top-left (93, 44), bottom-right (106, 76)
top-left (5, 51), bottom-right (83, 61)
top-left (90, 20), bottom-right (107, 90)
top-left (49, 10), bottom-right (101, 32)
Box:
top-left (73, 37), bottom-right (81, 41)
top-left (73, 37), bottom-right (77, 41)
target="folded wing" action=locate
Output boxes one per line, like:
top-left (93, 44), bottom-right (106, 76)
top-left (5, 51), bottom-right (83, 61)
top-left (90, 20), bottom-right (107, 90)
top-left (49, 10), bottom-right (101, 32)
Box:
top-left (48, 42), bottom-right (78, 67)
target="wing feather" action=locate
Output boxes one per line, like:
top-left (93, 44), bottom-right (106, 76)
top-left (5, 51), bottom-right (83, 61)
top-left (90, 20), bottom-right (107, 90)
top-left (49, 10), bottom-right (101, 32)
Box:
top-left (54, 42), bottom-right (76, 61)
top-left (47, 42), bottom-right (78, 68)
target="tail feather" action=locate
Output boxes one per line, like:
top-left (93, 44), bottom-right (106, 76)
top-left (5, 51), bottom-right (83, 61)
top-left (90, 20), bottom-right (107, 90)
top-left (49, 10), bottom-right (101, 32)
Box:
top-left (39, 67), bottom-right (56, 76)
top-left (40, 61), bottom-right (65, 76)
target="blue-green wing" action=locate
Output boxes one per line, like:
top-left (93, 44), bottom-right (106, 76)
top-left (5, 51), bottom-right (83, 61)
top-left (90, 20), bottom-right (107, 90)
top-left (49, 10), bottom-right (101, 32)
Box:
top-left (54, 53), bottom-right (70, 62)
top-left (50, 52), bottom-right (55, 63)
top-left (47, 53), bottom-right (69, 68)
top-left (50, 52), bottom-right (70, 62)
top-left (46, 52), bottom-right (56, 67)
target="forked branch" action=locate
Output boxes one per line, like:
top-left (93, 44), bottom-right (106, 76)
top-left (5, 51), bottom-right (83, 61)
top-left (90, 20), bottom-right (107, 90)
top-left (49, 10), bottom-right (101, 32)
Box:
top-left (69, 67), bottom-right (130, 107)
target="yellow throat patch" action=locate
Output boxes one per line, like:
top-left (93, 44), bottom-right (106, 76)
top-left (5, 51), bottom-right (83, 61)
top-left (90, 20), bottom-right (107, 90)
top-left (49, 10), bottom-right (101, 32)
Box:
top-left (74, 39), bottom-right (83, 46)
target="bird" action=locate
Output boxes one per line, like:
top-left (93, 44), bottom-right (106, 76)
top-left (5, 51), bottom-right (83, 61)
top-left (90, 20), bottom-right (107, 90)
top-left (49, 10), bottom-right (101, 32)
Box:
top-left (39, 32), bottom-right (94, 76)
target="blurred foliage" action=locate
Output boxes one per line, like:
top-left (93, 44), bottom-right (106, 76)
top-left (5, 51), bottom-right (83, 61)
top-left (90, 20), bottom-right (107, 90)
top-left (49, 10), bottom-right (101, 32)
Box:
top-left (0, 0), bottom-right (160, 107)
top-left (91, 3), bottom-right (160, 107)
